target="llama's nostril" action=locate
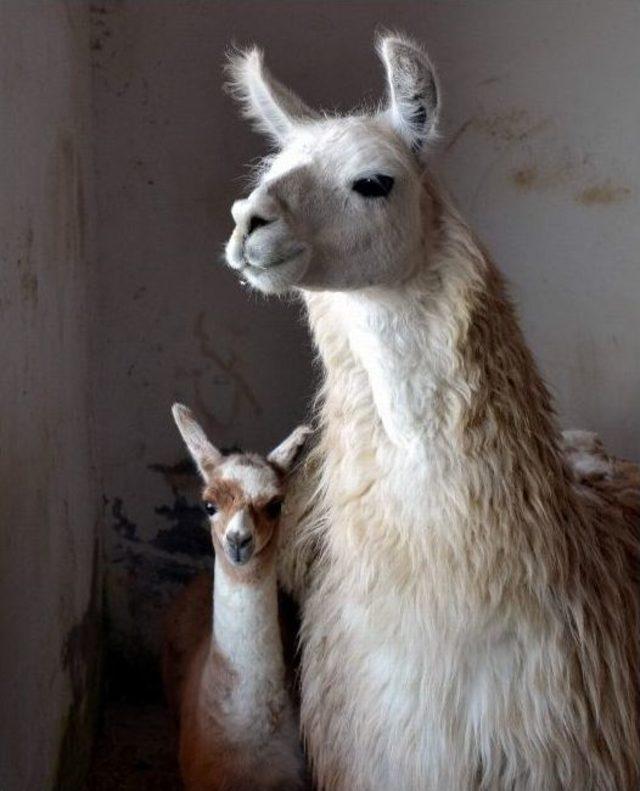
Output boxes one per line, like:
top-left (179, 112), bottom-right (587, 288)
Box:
top-left (247, 214), bottom-right (271, 236)
top-left (228, 532), bottom-right (253, 550)
top-left (227, 531), bottom-right (254, 564)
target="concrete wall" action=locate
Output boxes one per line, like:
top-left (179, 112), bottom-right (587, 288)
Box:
top-left (1, 3), bottom-right (636, 784)
top-left (0, 5), bottom-right (101, 790)
top-left (91, 2), bottom-right (640, 666)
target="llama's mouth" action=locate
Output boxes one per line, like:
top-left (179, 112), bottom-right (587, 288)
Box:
top-left (236, 246), bottom-right (310, 293)
top-left (242, 244), bottom-right (307, 272)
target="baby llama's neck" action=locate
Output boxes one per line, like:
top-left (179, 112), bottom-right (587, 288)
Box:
top-left (212, 555), bottom-right (286, 720)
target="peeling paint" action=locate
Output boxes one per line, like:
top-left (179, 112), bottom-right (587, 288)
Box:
top-left (148, 458), bottom-right (197, 493)
top-left (111, 497), bottom-right (138, 541)
top-left (152, 496), bottom-right (212, 558)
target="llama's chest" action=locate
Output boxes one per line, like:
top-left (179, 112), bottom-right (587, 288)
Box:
top-left (301, 548), bottom-right (522, 790)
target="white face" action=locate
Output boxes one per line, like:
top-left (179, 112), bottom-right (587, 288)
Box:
top-left (224, 36), bottom-right (440, 295)
top-left (225, 117), bottom-right (425, 293)
top-left (202, 454), bottom-right (284, 566)
top-left (171, 404), bottom-right (311, 568)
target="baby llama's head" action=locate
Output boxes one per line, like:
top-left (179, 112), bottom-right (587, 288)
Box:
top-left (172, 403), bottom-right (310, 577)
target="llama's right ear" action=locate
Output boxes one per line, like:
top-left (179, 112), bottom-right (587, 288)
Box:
top-left (225, 47), bottom-right (317, 145)
top-left (171, 403), bottom-right (222, 480)
top-left (267, 425), bottom-right (312, 474)
top-left (377, 34), bottom-right (440, 155)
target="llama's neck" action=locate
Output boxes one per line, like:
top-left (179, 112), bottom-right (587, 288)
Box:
top-left (308, 192), bottom-right (559, 457)
top-left (212, 555), bottom-right (285, 719)
top-left (303, 181), bottom-right (574, 578)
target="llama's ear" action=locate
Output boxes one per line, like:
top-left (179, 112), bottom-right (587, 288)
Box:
top-left (267, 425), bottom-right (312, 474)
top-left (377, 34), bottom-right (440, 155)
top-left (171, 403), bottom-right (222, 480)
top-left (225, 47), bottom-right (316, 146)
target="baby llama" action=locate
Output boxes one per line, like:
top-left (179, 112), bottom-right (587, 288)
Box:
top-left (163, 403), bottom-right (310, 791)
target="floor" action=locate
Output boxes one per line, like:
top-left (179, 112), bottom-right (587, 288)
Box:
top-left (87, 701), bottom-right (180, 790)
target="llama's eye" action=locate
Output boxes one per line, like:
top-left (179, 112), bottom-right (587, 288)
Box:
top-left (203, 501), bottom-right (217, 516)
top-left (351, 175), bottom-right (394, 198)
top-left (264, 498), bottom-right (283, 520)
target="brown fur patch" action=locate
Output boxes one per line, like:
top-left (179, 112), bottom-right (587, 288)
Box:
top-left (202, 478), bottom-right (244, 511)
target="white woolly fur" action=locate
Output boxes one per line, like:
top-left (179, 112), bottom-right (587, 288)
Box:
top-left (224, 34), bottom-right (640, 791)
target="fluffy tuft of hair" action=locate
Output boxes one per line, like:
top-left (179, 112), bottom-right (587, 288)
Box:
top-left (224, 45), bottom-right (316, 146)
top-left (376, 30), bottom-right (442, 152)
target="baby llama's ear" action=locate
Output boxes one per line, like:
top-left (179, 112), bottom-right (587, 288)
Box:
top-left (377, 33), bottom-right (440, 155)
top-left (171, 403), bottom-right (222, 480)
top-left (225, 46), bottom-right (317, 146)
top-left (267, 425), bottom-right (312, 474)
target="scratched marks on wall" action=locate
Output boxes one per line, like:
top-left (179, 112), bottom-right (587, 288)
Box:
top-left (172, 311), bottom-right (263, 431)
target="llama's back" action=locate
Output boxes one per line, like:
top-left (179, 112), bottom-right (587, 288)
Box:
top-left (563, 429), bottom-right (640, 785)
top-left (563, 429), bottom-right (640, 525)
top-left (163, 572), bottom-right (213, 716)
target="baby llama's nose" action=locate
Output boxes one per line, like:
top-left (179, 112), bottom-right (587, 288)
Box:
top-left (226, 529), bottom-right (254, 564)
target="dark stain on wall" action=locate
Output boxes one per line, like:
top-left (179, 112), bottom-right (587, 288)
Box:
top-left (17, 222), bottom-right (38, 308)
top-left (151, 496), bottom-right (212, 558)
top-left (55, 538), bottom-right (102, 790)
top-left (149, 458), bottom-right (197, 492)
top-left (576, 181), bottom-right (632, 206)
top-left (111, 497), bottom-right (139, 541)
top-left (51, 131), bottom-right (86, 269)
top-left (104, 456), bottom-right (218, 698)
top-left (148, 458), bottom-right (212, 558)
top-left (445, 108), bottom-right (552, 154)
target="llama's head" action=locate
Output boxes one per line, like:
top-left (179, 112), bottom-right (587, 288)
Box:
top-left (172, 403), bottom-right (310, 572)
top-left (224, 34), bottom-right (440, 294)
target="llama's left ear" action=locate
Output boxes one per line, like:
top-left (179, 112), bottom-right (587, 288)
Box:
top-left (377, 34), bottom-right (440, 155)
top-left (267, 425), bottom-right (312, 473)
top-left (225, 47), bottom-right (317, 146)
top-left (171, 403), bottom-right (222, 480)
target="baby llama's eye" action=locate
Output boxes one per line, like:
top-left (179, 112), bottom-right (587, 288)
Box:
top-left (264, 498), bottom-right (283, 520)
top-left (351, 175), bottom-right (394, 198)
top-left (203, 501), bottom-right (217, 516)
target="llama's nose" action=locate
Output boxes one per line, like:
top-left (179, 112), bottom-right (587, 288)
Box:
top-left (247, 214), bottom-right (272, 236)
top-left (227, 530), bottom-right (254, 564)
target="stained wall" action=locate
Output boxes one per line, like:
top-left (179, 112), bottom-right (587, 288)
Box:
top-left (0, 5), bottom-right (101, 790)
top-left (90, 1), bottom-right (640, 669)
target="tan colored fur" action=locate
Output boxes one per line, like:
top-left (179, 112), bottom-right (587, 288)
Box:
top-left (278, 184), bottom-right (640, 789)
top-left (223, 36), bottom-right (640, 790)
top-left (164, 408), bottom-right (308, 790)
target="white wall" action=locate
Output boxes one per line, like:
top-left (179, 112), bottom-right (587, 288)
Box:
top-left (1, 4), bottom-right (636, 784)
top-left (91, 2), bottom-right (640, 666)
top-left (0, 5), bottom-right (101, 790)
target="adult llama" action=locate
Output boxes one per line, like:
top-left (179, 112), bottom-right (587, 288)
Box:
top-left (223, 35), bottom-right (640, 790)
